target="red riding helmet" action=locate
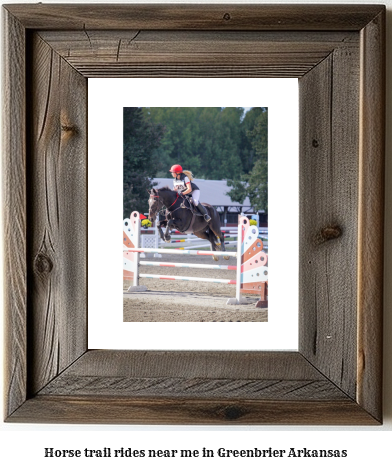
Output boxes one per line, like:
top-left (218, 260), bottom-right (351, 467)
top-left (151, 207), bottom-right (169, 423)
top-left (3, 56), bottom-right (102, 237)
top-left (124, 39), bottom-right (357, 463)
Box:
top-left (169, 164), bottom-right (182, 173)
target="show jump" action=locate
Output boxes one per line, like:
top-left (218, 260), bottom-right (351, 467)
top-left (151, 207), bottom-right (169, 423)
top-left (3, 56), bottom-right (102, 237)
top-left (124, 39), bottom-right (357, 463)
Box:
top-left (123, 211), bottom-right (268, 308)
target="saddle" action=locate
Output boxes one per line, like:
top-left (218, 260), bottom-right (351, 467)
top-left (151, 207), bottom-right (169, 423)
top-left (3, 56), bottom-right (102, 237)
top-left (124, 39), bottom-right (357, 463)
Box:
top-left (180, 195), bottom-right (203, 217)
top-left (177, 195), bottom-right (206, 233)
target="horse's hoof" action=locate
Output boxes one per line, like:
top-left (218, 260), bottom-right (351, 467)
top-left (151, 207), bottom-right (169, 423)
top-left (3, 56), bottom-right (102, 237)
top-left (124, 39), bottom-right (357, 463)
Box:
top-left (164, 237), bottom-right (171, 243)
top-left (212, 255), bottom-right (219, 262)
top-left (223, 255), bottom-right (230, 260)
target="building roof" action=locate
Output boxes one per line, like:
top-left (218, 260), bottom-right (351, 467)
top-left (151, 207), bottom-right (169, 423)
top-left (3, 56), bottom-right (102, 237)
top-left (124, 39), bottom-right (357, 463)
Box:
top-left (150, 178), bottom-right (261, 212)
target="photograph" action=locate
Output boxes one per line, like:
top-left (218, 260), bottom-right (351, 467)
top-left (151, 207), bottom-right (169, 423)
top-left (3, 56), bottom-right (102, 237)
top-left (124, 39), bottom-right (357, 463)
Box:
top-left (123, 107), bottom-right (269, 322)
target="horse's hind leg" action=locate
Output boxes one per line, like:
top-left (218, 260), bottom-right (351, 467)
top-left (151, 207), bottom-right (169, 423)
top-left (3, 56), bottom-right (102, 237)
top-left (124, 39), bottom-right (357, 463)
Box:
top-left (208, 232), bottom-right (219, 261)
top-left (194, 230), bottom-right (219, 261)
top-left (209, 232), bottom-right (223, 261)
top-left (217, 233), bottom-right (230, 260)
top-left (207, 211), bottom-right (230, 260)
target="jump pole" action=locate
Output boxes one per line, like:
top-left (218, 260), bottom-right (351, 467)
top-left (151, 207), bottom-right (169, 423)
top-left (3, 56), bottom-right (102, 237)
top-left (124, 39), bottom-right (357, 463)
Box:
top-left (127, 248), bottom-right (236, 257)
top-left (123, 211), bottom-right (268, 306)
top-left (162, 241), bottom-right (237, 251)
top-left (140, 262), bottom-right (237, 270)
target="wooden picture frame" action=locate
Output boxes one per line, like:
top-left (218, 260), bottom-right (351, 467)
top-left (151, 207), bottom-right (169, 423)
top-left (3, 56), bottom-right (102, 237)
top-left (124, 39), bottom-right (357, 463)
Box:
top-left (3, 4), bottom-right (385, 424)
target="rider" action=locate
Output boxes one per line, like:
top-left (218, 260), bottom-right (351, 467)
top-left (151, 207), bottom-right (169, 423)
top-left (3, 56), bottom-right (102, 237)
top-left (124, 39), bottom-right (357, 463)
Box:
top-left (169, 164), bottom-right (211, 223)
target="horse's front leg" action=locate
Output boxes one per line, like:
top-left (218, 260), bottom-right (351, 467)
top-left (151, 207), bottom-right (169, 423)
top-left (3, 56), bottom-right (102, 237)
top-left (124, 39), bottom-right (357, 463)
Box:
top-left (164, 218), bottom-right (182, 242)
top-left (157, 221), bottom-right (170, 242)
top-left (163, 219), bottom-right (175, 242)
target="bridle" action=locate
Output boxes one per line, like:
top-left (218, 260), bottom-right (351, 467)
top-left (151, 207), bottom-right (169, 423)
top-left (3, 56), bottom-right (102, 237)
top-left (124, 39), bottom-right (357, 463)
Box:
top-left (149, 193), bottom-right (163, 217)
top-left (149, 191), bottom-right (182, 218)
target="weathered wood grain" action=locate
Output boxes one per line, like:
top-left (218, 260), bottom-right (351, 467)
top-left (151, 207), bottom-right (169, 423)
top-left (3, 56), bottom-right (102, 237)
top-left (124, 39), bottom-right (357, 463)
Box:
top-left (59, 350), bottom-right (326, 379)
top-left (39, 376), bottom-right (347, 400)
top-left (38, 30), bottom-right (358, 78)
top-left (2, 9), bottom-right (27, 419)
top-left (299, 39), bottom-right (360, 399)
top-left (12, 351), bottom-right (376, 424)
top-left (9, 396), bottom-right (379, 425)
top-left (357, 9), bottom-right (385, 422)
top-left (27, 33), bottom-right (87, 395)
top-left (40, 30), bottom-right (359, 55)
top-left (4, 4), bottom-right (383, 31)
top-left (48, 66), bottom-right (306, 79)
top-left (38, 351), bottom-right (347, 400)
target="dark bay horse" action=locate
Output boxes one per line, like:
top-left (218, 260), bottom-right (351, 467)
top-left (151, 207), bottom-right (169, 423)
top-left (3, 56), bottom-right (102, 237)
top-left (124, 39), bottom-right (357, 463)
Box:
top-left (148, 187), bottom-right (229, 261)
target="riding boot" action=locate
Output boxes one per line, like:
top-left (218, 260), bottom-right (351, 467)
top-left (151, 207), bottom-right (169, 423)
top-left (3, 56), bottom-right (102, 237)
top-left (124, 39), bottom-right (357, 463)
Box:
top-left (197, 203), bottom-right (211, 222)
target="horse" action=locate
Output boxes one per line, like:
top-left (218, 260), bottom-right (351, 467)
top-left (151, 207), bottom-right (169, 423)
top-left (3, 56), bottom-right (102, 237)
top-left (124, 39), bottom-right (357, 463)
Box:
top-left (148, 186), bottom-right (229, 261)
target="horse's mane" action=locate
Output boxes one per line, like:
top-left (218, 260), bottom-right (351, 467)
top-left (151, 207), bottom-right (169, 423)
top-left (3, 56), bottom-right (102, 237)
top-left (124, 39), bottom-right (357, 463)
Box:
top-left (155, 186), bottom-right (174, 193)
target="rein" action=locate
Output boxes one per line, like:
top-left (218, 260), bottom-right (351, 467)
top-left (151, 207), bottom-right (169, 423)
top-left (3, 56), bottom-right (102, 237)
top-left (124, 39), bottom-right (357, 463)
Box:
top-left (150, 191), bottom-right (182, 215)
top-left (168, 193), bottom-right (180, 209)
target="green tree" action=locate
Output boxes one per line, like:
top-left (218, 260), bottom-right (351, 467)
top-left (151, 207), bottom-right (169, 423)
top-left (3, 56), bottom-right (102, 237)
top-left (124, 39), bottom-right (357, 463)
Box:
top-left (210, 107), bottom-right (243, 179)
top-left (227, 108), bottom-right (268, 212)
top-left (239, 107), bottom-right (267, 173)
top-left (123, 107), bottom-right (164, 217)
top-left (132, 107), bottom-right (268, 211)
top-left (246, 158), bottom-right (268, 212)
top-left (144, 107), bottom-right (245, 180)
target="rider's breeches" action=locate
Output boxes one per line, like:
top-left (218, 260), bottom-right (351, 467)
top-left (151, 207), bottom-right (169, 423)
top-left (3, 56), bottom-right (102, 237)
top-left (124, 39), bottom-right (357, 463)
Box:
top-left (191, 190), bottom-right (200, 205)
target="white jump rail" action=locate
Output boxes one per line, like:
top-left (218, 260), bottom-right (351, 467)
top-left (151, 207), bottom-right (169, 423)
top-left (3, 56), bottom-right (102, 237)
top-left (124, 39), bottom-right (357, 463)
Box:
top-left (140, 261), bottom-right (237, 270)
top-left (159, 241), bottom-right (237, 251)
top-left (123, 211), bottom-right (268, 306)
top-left (168, 229), bottom-right (268, 250)
top-left (129, 248), bottom-right (237, 257)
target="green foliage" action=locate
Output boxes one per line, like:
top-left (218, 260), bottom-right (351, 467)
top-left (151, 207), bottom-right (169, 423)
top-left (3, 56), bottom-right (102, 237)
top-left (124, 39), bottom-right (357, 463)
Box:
top-left (239, 107), bottom-right (267, 173)
top-left (123, 107), bottom-right (268, 214)
top-left (247, 157), bottom-right (268, 212)
top-left (226, 108), bottom-right (268, 212)
top-left (144, 107), bottom-right (247, 180)
top-left (225, 178), bottom-right (248, 204)
top-left (123, 107), bottom-right (164, 217)
top-left (247, 108), bottom-right (268, 161)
